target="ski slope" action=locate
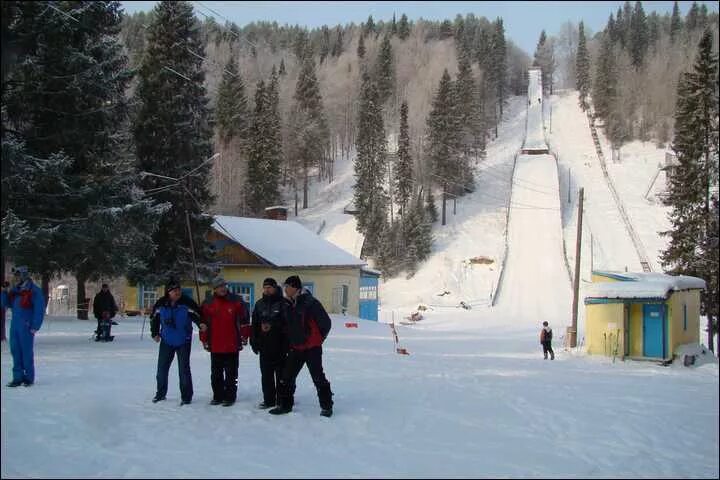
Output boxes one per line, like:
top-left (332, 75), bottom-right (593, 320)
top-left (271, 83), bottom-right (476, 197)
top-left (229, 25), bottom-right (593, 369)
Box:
top-left (494, 68), bottom-right (572, 329)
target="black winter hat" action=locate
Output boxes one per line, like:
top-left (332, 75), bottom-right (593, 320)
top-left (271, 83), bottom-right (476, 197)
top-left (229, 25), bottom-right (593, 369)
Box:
top-left (165, 279), bottom-right (181, 294)
top-left (283, 275), bottom-right (302, 290)
top-left (263, 278), bottom-right (278, 288)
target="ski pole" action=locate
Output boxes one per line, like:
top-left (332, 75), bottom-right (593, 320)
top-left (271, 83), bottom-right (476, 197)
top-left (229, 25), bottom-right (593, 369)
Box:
top-left (141, 314), bottom-right (146, 340)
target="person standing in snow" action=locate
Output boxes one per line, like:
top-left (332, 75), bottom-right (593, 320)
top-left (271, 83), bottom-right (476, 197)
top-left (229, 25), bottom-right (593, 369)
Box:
top-left (199, 277), bottom-right (250, 407)
top-left (1, 266), bottom-right (45, 387)
top-left (540, 321), bottom-right (554, 360)
top-left (270, 275), bottom-right (333, 417)
top-left (92, 283), bottom-right (118, 341)
top-left (150, 279), bottom-right (206, 405)
top-left (250, 277), bottom-right (290, 409)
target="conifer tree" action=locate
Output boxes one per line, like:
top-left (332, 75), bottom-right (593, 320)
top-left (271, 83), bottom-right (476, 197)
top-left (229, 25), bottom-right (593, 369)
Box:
top-left (391, 13), bottom-right (397, 36)
top-left (331, 27), bottom-right (344, 57)
top-left (292, 53), bottom-right (329, 209)
top-left (215, 56), bottom-right (249, 145)
top-left (357, 32), bottom-right (366, 59)
top-left (593, 34), bottom-right (617, 122)
top-left (132, 0), bottom-right (215, 286)
top-left (4, 1), bottom-right (165, 313)
top-left (279, 57), bottom-right (287, 76)
top-left (394, 101), bottom-right (413, 218)
top-left (661, 30), bottom-right (719, 351)
top-left (319, 25), bottom-right (330, 64)
top-left (353, 71), bottom-right (388, 256)
top-left (425, 190), bottom-right (438, 223)
top-left (533, 30), bottom-right (555, 95)
top-left (375, 34), bottom-right (395, 105)
top-left (426, 69), bottom-right (460, 226)
top-left (491, 18), bottom-right (507, 116)
top-left (398, 14), bottom-right (410, 40)
top-left (246, 80), bottom-right (281, 215)
top-left (629, 1), bottom-right (648, 69)
top-left (364, 15), bottom-right (375, 36)
top-left (576, 21), bottom-right (591, 111)
top-left (670, 1), bottom-right (682, 43)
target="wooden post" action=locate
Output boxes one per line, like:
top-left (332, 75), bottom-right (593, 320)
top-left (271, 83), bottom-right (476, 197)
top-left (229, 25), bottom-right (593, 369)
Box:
top-left (569, 187), bottom-right (584, 348)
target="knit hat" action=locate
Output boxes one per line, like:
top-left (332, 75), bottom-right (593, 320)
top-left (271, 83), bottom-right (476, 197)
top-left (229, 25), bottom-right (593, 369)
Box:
top-left (283, 275), bottom-right (302, 290)
top-left (212, 277), bottom-right (227, 289)
top-left (165, 279), bottom-right (181, 294)
top-left (263, 278), bottom-right (278, 288)
top-left (12, 266), bottom-right (30, 281)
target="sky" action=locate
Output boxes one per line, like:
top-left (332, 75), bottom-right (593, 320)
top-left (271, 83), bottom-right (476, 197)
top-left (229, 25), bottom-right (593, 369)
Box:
top-left (120, 1), bottom-right (719, 55)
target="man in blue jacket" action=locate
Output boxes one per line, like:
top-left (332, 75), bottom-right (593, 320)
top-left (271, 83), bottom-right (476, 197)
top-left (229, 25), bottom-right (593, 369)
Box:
top-left (150, 279), bottom-right (206, 405)
top-left (1, 266), bottom-right (45, 387)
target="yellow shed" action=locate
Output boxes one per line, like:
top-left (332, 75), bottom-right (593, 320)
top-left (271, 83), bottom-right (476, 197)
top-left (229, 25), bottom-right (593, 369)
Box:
top-left (584, 271), bottom-right (706, 362)
top-left (124, 215), bottom-right (369, 318)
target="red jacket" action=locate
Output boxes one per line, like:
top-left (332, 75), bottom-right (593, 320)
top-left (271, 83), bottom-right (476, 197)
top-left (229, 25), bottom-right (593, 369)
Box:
top-left (200, 293), bottom-right (249, 353)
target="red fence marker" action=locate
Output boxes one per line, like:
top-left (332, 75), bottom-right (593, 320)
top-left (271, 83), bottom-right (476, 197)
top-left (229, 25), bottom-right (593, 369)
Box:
top-left (344, 322), bottom-right (358, 328)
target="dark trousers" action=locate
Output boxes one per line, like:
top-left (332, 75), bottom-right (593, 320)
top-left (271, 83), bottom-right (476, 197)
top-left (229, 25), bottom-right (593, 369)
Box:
top-left (259, 352), bottom-right (285, 406)
top-left (211, 352), bottom-right (239, 402)
top-left (156, 341), bottom-right (193, 401)
top-left (542, 341), bottom-right (554, 359)
top-left (277, 347), bottom-right (333, 410)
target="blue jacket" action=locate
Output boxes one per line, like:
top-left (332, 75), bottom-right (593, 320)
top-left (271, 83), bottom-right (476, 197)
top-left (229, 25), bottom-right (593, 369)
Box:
top-left (1, 280), bottom-right (45, 331)
top-left (150, 294), bottom-right (203, 347)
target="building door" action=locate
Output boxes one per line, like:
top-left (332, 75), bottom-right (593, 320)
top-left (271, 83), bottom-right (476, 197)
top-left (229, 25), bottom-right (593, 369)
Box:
top-left (642, 304), bottom-right (665, 358)
top-left (623, 304), bottom-right (630, 358)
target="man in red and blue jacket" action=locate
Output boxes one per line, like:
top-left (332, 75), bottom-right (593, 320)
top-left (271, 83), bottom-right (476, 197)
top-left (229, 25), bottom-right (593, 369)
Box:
top-left (270, 275), bottom-right (333, 417)
top-left (1, 266), bottom-right (45, 387)
top-left (200, 277), bottom-right (250, 406)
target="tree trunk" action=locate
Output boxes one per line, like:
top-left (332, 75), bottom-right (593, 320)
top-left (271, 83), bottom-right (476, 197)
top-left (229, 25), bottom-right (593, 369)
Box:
top-left (441, 183), bottom-right (447, 226)
top-left (76, 273), bottom-right (88, 320)
top-left (303, 161), bottom-right (309, 209)
top-left (0, 258), bottom-right (5, 341)
top-left (41, 272), bottom-right (50, 312)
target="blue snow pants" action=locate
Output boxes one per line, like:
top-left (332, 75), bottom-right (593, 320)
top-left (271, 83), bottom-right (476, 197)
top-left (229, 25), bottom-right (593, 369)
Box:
top-left (10, 323), bottom-right (36, 383)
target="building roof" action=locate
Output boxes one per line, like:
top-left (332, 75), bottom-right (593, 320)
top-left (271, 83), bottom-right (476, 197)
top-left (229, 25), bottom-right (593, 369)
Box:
top-left (586, 271), bottom-right (706, 300)
top-left (212, 215), bottom-right (366, 268)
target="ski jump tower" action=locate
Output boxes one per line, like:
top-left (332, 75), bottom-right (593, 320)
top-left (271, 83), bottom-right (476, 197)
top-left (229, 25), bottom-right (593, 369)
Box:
top-left (521, 67), bottom-right (550, 155)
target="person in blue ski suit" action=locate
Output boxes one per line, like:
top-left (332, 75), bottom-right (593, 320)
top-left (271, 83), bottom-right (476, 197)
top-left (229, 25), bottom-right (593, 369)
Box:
top-left (1, 266), bottom-right (45, 387)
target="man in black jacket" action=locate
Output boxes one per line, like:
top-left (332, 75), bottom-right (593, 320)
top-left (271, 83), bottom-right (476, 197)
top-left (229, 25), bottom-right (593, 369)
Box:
top-left (93, 284), bottom-right (118, 341)
top-left (269, 275), bottom-right (333, 417)
top-left (250, 278), bottom-right (290, 409)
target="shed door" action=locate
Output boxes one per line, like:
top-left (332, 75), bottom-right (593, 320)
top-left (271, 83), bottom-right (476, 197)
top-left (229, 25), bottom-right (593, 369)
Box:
top-left (642, 304), bottom-right (665, 358)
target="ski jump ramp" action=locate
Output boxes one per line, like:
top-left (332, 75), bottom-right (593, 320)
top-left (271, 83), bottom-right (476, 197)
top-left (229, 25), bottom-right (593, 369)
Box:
top-left (494, 69), bottom-right (572, 323)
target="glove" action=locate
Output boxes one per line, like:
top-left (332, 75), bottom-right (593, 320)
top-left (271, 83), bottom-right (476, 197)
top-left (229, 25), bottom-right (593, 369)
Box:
top-left (203, 342), bottom-right (210, 352)
top-left (252, 346), bottom-right (259, 355)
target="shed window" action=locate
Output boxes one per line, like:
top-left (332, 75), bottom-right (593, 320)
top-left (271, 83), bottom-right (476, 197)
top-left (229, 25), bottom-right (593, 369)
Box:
top-left (683, 303), bottom-right (687, 331)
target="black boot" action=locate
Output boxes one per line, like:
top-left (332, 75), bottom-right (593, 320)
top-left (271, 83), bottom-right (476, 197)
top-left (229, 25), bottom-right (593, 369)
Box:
top-left (269, 405), bottom-right (292, 415)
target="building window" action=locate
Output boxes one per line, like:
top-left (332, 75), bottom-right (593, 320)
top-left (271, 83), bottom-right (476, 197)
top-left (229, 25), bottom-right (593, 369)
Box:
top-left (304, 282), bottom-right (315, 295)
top-left (683, 303), bottom-right (687, 331)
top-left (139, 285), bottom-right (158, 314)
top-left (360, 285), bottom-right (377, 300)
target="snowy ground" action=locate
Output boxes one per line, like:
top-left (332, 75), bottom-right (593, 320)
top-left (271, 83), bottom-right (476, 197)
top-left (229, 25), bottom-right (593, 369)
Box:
top-left (1, 316), bottom-right (717, 478)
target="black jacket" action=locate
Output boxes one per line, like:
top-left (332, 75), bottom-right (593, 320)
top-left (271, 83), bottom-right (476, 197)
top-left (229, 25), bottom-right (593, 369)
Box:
top-left (250, 286), bottom-right (289, 357)
top-left (287, 289), bottom-right (331, 348)
top-left (93, 290), bottom-right (118, 320)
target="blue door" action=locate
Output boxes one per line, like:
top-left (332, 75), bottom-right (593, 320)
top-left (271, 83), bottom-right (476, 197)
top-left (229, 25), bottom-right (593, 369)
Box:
top-left (359, 275), bottom-right (379, 321)
top-left (642, 304), bottom-right (665, 358)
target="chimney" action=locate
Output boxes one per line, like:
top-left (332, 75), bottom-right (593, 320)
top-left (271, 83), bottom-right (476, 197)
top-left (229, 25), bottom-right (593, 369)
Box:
top-left (264, 206), bottom-right (288, 221)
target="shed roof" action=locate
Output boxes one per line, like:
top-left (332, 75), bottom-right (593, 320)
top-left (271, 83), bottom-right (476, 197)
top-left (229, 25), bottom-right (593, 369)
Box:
top-left (212, 215), bottom-right (366, 269)
top-left (586, 271), bottom-right (706, 300)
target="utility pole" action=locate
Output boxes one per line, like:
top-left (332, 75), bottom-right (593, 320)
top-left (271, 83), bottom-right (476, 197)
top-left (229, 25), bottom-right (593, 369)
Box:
top-left (567, 166), bottom-right (571, 204)
top-left (569, 187), bottom-right (584, 348)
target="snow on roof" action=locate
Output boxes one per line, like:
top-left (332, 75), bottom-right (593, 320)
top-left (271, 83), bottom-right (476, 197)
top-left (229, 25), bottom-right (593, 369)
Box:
top-left (212, 215), bottom-right (366, 268)
top-left (586, 271), bottom-right (706, 300)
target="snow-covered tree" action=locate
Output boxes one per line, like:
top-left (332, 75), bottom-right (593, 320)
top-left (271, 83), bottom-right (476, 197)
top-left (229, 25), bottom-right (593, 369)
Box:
top-left (661, 29), bottom-right (719, 351)
top-left (132, 0), bottom-right (215, 286)
top-left (576, 21), bottom-right (591, 111)
top-left (394, 101), bottom-right (413, 218)
top-left (353, 71), bottom-right (388, 256)
top-left (375, 34), bottom-right (395, 105)
top-left (215, 56), bottom-right (250, 146)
